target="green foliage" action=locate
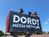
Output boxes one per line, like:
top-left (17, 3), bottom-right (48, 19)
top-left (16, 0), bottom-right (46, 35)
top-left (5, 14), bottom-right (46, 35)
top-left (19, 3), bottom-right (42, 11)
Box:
top-left (48, 32), bottom-right (49, 34)
top-left (36, 32), bottom-right (42, 34)
top-left (0, 30), bottom-right (4, 36)
top-left (17, 32), bottom-right (25, 35)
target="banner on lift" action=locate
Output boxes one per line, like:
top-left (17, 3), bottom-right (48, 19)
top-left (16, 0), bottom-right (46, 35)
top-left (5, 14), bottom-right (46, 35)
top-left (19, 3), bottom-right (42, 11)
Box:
top-left (9, 12), bottom-right (42, 32)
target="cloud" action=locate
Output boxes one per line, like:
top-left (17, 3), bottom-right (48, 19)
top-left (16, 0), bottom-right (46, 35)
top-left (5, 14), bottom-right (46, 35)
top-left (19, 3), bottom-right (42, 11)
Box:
top-left (44, 18), bottom-right (49, 25)
top-left (47, 18), bottom-right (49, 21)
top-left (44, 21), bottom-right (48, 24)
top-left (42, 18), bottom-right (49, 32)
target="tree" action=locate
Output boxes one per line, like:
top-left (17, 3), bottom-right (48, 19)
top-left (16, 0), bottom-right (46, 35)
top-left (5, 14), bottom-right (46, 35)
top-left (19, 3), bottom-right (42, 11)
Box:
top-left (0, 30), bottom-right (4, 36)
top-left (48, 32), bottom-right (49, 34)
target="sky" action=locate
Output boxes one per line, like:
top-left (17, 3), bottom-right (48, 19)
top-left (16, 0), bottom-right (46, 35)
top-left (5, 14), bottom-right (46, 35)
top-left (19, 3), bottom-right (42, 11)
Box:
top-left (0, 0), bottom-right (49, 32)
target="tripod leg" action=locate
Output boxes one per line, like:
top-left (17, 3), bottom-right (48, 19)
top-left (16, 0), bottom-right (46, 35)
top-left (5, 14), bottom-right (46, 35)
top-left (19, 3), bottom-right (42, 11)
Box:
top-left (13, 33), bottom-right (18, 37)
top-left (25, 32), bottom-right (32, 37)
top-left (25, 34), bottom-right (30, 37)
top-left (25, 33), bottom-right (31, 37)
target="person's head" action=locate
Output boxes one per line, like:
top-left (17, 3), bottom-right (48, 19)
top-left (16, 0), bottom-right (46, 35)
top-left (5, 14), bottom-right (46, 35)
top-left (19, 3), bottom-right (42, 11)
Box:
top-left (28, 11), bottom-right (32, 16)
top-left (19, 8), bottom-right (24, 13)
top-left (33, 11), bottom-right (37, 15)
